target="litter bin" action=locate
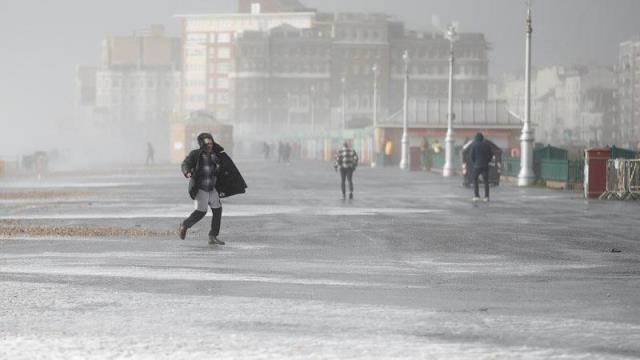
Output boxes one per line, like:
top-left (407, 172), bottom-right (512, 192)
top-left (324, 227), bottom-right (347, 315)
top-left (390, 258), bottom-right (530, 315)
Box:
top-left (584, 148), bottom-right (611, 199)
top-left (409, 146), bottom-right (422, 171)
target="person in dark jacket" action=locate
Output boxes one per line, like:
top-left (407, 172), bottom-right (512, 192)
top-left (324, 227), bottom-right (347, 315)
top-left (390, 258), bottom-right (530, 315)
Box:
top-left (470, 132), bottom-right (494, 202)
top-left (178, 133), bottom-right (247, 245)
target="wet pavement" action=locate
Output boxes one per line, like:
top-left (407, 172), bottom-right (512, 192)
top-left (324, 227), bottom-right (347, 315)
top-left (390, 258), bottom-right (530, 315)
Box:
top-left (1, 159), bottom-right (639, 359)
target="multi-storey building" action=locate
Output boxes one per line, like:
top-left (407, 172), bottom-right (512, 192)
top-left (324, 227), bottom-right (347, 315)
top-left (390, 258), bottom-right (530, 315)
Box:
top-left (238, 0), bottom-right (313, 13)
top-left (176, 9), bottom-right (315, 122)
top-left (215, 4), bottom-right (490, 136)
top-left (75, 25), bottom-right (182, 162)
top-left (618, 39), bottom-right (640, 149)
top-left (231, 25), bottom-right (332, 133)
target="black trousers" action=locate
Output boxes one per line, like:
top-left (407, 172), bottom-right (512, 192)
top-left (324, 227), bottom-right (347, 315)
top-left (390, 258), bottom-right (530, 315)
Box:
top-left (473, 167), bottom-right (490, 198)
top-left (340, 167), bottom-right (354, 196)
top-left (182, 207), bottom-right (222, 236)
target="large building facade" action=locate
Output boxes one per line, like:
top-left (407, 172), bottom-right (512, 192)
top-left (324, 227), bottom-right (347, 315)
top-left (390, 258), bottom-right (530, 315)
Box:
top-left (618, 39), bottom-right (640, 149)
top-left (75, 25), bottom-right (182, 162)
top-left (178, 2), bottom-right (490, 138)
top-left (176, 10), bottom-right (316, 123)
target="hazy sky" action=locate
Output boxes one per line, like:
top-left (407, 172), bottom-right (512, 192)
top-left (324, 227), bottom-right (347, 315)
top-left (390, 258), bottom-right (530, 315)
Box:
top-left (1, 0), bottom-right (639, 156)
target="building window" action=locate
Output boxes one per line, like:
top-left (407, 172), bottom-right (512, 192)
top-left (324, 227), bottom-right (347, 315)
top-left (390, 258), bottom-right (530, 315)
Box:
top-left (217, 78), bottom-right (229, 89)
top-left (186, 33), bottom-right (207, 43)
top-left (217, 62), bottom-right (231, 74)
top-left (362, 95), bottom-right (370, 108)
top-left (218, 48), bottom-right (231, 59)
top-left (218, 33), bottom-right (231, 43)
top-left (350, 94), bottom-right (358, 108)
top-left (217, 93), bottom-right (229, 104)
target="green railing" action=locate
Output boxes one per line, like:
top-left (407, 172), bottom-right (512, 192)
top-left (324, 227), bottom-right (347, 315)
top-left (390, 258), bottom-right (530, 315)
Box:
top-left (538, 158), bottom-right (584, 184)
top-left (568, 159), bottom-right (584, 184)
top-left (611, 146), bottom-right (638, 160)
top-left (502, 157), bottom-right (520, 177)
top-left (540, 159), bottom-right (569, 182)
top-left (432, 152), bottom-right (445, 169)
top-left (430, 152), bottom-right (461, 170)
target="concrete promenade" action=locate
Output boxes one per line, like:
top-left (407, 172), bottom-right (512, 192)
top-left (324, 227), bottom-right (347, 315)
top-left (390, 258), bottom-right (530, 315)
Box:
top-left (1, 159), bottom-right (639, 359)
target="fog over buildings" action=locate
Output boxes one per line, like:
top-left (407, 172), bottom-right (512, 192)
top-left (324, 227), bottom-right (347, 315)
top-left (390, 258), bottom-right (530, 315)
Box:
top-left (1, 0), bottom-right (640, 166)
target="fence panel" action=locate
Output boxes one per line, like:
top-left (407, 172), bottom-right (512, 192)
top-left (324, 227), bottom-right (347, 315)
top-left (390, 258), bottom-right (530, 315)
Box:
top-left (540, 159), bottom-right (569, 182)
top-left (600, 159), bottom-right (640, 200)
top-left (502, 157), bottom-right (520, 177)
top-left (432, 152), bottom-right (445, 169)
top-left (568, 160), bottom-right (584, 184)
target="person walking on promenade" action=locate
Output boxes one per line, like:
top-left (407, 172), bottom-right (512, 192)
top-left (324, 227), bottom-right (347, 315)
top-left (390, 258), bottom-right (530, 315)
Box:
top-left (432, 139), bottom-right (443, 154)
top-left (470, 132), bottom-right (494, 202)
top-left (178, 133), bottom-right (247, 245)
top-left (384, 138), bottom-right (393, 166)
top-left (421, 137), bottom-right (432, 171)
top-left (145, 142), bottom-right (155, 166)
top-left (334, 141), bottom-right (359, 200)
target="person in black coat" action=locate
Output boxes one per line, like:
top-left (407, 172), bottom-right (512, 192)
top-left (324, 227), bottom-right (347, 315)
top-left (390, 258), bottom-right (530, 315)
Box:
top-left (178, 133), bottom-right (247, 245)
top-left (470, 132), bottom-right (494, 202)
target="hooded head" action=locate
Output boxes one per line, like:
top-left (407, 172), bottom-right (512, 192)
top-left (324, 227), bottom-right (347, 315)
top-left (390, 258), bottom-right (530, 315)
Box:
top-left (197, 133), bottom-right (215, 152)
top-left (474, 132), bottom-right (484, 142)
top-left (343, 141), bottom-right (350, 149)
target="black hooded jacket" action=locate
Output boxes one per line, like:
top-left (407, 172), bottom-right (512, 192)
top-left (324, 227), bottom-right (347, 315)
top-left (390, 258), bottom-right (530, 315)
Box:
top-left (470, 133), bottom-right (494, 169)
top-left (181, 134), bottom-right (247, 200)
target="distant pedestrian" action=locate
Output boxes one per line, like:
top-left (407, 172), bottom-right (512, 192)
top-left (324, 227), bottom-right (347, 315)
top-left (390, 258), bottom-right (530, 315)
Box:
top-left (334, 142), bottom-right (359, 200)
top-left (146, 142), bottom-right (155, 166)
top-left (432, 140), bottom-right (443, 154)
top-left (178, 133), bottom-right (247, 245)
top-left (384, 138), bottom-right (393, 166)
top-left (263, 142), bottom-right (270, 160)
top-left (470, 132), bottom-right (494, 202)
top-left (277, 141), bottom-right (284, 163)
top-left (421, 138), bottom-right (432, 171)
top-left (283, 142), bottom-right (291, 163)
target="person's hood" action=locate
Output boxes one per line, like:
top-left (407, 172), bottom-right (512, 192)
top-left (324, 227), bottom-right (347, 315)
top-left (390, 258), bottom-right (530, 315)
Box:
top-left (474, 133), bottom-right (484, 142)
top-left (197, 132), bottom-right (224, 153)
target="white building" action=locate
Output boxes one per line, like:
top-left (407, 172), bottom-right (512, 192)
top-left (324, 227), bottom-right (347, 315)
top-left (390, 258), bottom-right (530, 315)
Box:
top-left (76, 25), bottom-right (182, 163)
top-left (499, 65), bottom-right (615, 146)
top-left (618, 39), bottom-right (640, 148)
top-left (175, 8), bottom-right (315, 122)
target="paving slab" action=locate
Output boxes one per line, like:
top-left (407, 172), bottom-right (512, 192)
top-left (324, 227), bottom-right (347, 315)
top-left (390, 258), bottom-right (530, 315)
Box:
top-left (1, 159), bottom-right (639, 359)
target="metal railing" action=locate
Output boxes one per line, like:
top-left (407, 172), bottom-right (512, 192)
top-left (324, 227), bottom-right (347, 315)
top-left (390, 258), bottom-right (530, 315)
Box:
top-left (600, 159), bottom-right (640, 200)
top-left (380, 99), bottom-right (522, 128)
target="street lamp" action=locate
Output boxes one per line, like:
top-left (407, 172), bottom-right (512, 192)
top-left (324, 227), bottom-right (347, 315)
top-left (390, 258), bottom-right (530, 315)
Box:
top-left (399, 50), bottom-right (410, 170)
top-left (309, 85), bottom-right (315, 133)
top-left (287, 92), bottom-right (292, 130)
top-left (518, 0), bottom-right (535, 186)
top-left (442, 23), bottom-right (459, 177)
top-left (341, 76), bottom-right (346, 132)
top-left (267, 97), bottom-right (272, 132)
top-left (371, 63), bottom-right (379, 167)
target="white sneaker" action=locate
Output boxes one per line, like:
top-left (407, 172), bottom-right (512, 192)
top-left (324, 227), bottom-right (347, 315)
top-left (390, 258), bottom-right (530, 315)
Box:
top-left (483, 197), bottom-right (490, 202)
top-left (472, 197), bottom-right (480, 202)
